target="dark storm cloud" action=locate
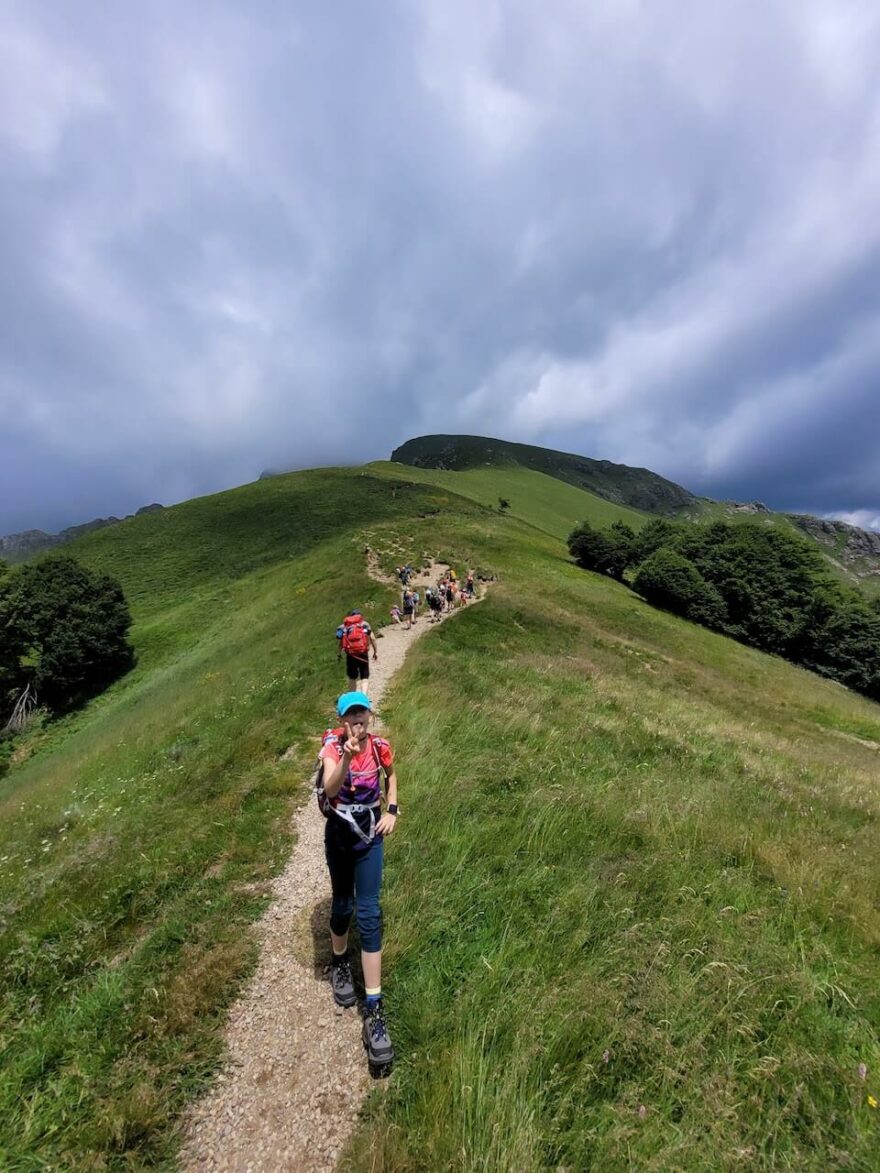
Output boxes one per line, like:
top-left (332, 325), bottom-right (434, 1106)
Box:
top-left (1, 0), bottom-right (879, 534)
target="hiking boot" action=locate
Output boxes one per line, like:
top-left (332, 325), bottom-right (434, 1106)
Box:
top-left (362, 999), bottom-right (394, 1074)
top-left (330, 956), bottom-right (356, 1007)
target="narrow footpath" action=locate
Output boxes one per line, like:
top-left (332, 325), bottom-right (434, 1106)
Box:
top-left (180, 562), bottom-right (480, 1172)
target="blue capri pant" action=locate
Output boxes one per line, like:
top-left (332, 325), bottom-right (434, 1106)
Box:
top-left (325, 816), bottom-right (384, 952)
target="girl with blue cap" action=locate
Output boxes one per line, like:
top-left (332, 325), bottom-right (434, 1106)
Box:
top-left (318, 690), bottom-right (398, 1075)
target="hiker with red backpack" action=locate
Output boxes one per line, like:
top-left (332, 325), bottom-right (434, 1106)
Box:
top-left (336, 610), bottom-right (378, 692)
top-left (316, 691), bottom-right (397, 1075)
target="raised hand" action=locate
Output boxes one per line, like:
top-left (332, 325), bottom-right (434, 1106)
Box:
top-left (342, 721), bottom-right (360, 756)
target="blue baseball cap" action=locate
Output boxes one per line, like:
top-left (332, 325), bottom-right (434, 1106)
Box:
top-left (337, 691), bottom-right (372, 717)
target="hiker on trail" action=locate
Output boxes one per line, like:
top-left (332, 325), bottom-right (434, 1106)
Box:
top-left (466, 570), bottom-right (475, 597)
top-left (445, 581), bottom-right (455, 612)
top-left (402, 588), bottom-right (415, 629)
top-left (426, 587), bottom-right (442, 623)
top-left (336, 610), bottom-right (378, 692)
top-left (412, 589), bottom-right (421, 620)
top-left (390, 604), bottom-right (402, 625)
top-left (318, 691), bottom-right (397, 1075)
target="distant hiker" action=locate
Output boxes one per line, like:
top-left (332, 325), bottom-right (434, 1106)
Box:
top-left (445, 581), bottom-right (455, 612)
top-left (466, 571), bottom-right (475, 597)
top-left (427, 587), bottom-right (442, 623)
top-left (402, 588), bottom-right (415, 629)
top-left (412, 589), bottom-right (421, 621)
top-left (336, 611), bottom-right (378, 692)
top-left (318, 691), bottom-right (397, 1075)
top-left (390, 604), bottom-right (402, 624)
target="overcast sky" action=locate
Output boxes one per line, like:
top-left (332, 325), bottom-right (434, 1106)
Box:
top-left (2, 0), bottom-right (879, 535)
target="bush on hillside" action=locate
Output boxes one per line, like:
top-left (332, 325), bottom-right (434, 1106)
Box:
top-left (573, 516), bottom-right (880, 701)
top-left (673, 522), bottom-right (829, 655)
top-left (630, 517), bottom-right (687, 565)
top-left (793, 585), bottom-right (880, 699)
top-left (633, 548), bottom-right (728, 629)
top-left (567, 521), bottom-right (633, 581)
top-left (0, 555), bottom-right (135, 717)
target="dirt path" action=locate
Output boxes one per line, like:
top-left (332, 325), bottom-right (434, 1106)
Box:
top-left (180, 562), bottom-right (479, 1172)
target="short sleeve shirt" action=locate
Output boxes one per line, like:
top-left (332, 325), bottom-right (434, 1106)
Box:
top-left (319, 731), bottom-right (393, 806)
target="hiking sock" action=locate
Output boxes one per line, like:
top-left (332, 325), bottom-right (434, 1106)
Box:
top-left (332, 949), bottom-right (348, 963)
top-left (364, 987), bottom-right (381, 1008)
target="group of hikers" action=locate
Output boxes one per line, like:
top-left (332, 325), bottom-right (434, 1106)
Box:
top-left (322, 565), bottom-right (473, 1076)
top-left (390, 566), bottom-right (475, 630)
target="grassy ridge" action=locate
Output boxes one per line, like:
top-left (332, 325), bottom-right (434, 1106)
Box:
top-left (346, 511), bottom-right (880, 1170)
top-left (369, 461), bottom-right (648, 541)
top-left (0, 471), bottom-right (480, 1167)
top-left (2, 463), bottom-right (879, 1167)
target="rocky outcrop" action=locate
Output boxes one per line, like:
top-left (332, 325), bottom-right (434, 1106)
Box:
top-left (788, 513), bottom-right (880, 575)
top-left (725, 500), bottom-right (771, 514)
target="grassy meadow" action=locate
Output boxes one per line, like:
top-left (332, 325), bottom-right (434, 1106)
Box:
top-left (1, 462), bottom-right (879, 1168)
top-left (370, 461), bottom-right (648, 541)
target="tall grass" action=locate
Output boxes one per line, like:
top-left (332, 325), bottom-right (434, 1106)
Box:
top-left (0, 471), bottom-right (466, 1167)
top-left (2, 466), bottom-right (879, 1167)
top-left (346, 514), bottom-right (880, 1170)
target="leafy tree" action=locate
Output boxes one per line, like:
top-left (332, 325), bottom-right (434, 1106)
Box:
top-left (675, 523), bottom-right (831, 655)
top-left (633, 548), bottom-right (728, 628)
top-left (0, 556), bottom-right (135, 715)
top-left (794, 585), bottom-right (880, 699)
top-left (568, 521), bottom-right (631, 581)
top-left (631, 518), bottom-right (687, 565)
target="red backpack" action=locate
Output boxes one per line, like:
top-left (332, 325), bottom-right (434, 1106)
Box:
top-left (341, 616), bottom-right (370, 656)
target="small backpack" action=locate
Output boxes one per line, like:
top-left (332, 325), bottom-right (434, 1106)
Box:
top-left (341, 617), bottom-right (370, 656)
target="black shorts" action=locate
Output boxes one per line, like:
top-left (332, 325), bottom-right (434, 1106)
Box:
top-left (345, 653), bottom-right (369, 680)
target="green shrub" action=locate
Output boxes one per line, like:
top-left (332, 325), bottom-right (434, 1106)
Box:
top-left (0, 555), bottom-right (135, 716)
top-left (568, 521), bottom-right (631, 581)
top-left (633, 547), bottom-right (727, 628)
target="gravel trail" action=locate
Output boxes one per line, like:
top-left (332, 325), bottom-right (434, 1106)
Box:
top-left (180, 562), bottom-right (478, 1172)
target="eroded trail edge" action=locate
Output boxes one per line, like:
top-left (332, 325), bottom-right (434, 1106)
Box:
top-left (180, 563), bottom-right (483, 1172)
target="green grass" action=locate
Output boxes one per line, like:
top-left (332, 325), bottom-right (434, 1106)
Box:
top-left (2, 464), bottom-right (879, 1168)
top-left (345, 511), bottom-right (880, 1171)
top-left (368, 461), bottom-right (648, 541)
top-left (0, 469), bottom-right (480, 1167)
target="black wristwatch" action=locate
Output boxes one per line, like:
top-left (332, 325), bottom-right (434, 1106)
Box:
top-left (387, 804), bottom-right (398, 815)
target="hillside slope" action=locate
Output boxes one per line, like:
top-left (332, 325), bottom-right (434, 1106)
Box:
top-left (391, 433), bottom-right (696, 515)
top-left (368, 460), bottom-right (648, 541)
top-left (1, 464), bottom-right (879, 1168)
top-left (391, 434), bottom-right (880, 596)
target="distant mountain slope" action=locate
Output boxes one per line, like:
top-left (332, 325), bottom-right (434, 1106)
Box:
top-left (391, 434), bottom-right (697, 515)
top-left (0, 505), bottom-right (164, 564)
top-left (392, 434), bottom-right (880, 595)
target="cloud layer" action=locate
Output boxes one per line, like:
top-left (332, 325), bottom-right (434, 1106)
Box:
top-left (1, 0), bottom-right (879, 532)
